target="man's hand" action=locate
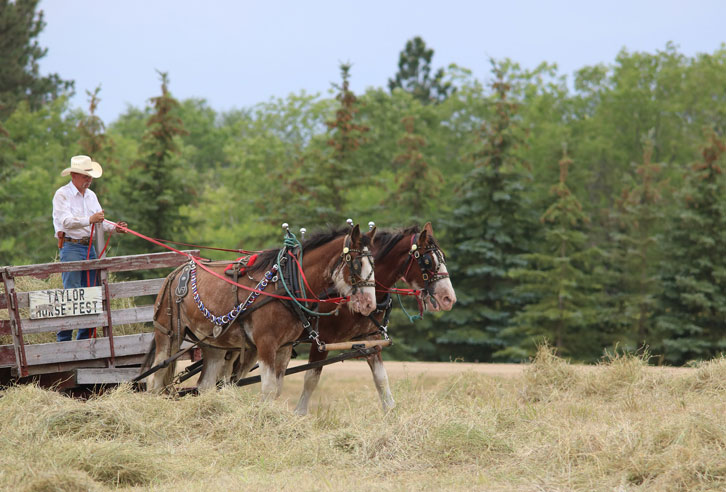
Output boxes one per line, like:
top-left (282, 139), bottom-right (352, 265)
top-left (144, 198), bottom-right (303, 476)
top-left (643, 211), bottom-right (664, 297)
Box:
top-left (115, 221), bottom-right (128, 233)
top-left (89, 211), bottom-right (105, 224)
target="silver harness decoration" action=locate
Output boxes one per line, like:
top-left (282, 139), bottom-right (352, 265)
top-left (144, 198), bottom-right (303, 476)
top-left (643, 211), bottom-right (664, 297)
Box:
top-left (191, 261), bottom-right (278, 328)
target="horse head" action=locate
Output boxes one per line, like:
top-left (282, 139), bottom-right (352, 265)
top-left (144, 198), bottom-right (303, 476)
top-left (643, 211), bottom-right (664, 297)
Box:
top-left (401, 222), bottom-right (456, 312)
top-left (331, 224), bottom-right (377, 316)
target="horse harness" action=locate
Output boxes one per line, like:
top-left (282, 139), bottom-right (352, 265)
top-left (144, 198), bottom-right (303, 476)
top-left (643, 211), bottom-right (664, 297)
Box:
top-left (169, 233), bottom-right (374, 352)
top-left (405, 233), bottom-right (449, 301)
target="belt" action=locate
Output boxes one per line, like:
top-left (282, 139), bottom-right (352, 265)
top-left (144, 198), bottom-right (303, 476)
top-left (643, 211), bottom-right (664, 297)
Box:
top-left (65, 237), bottom-right (91, 245)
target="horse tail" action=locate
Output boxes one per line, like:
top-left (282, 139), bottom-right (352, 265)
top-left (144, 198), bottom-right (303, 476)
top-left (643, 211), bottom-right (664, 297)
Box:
top-left (139, 337), bottom-right (156, 375)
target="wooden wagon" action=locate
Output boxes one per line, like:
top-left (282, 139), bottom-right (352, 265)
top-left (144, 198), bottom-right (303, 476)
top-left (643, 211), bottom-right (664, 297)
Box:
top-left (0, 249), bottom-right (199, 391)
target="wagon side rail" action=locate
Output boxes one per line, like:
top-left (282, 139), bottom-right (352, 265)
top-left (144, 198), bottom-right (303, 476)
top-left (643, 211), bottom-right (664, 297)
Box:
top-left (0, 250), bottom-right (198, 382)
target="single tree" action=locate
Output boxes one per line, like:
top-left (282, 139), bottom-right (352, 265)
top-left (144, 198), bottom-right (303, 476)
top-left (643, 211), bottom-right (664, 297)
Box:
top-left (122, 72), bottom-right (189, 251)
top-left (389, 115), bottom-right (442, 222)
top-left (388, 36), bottom-right (453, 104)
top-left (507, 151), bottom-right (605, 360)
top-left (77, 86), bottom-right (115, 198)
top-left (608, 135), bottom-right (666, 350)
top-left (306, 63), bottom-right (368, 225)
top-left (442, 61), bottom-right (534, 362)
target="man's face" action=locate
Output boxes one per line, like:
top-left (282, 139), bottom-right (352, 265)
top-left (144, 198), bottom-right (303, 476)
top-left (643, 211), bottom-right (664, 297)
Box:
top-left (70, 172), bottom-right (93, 194)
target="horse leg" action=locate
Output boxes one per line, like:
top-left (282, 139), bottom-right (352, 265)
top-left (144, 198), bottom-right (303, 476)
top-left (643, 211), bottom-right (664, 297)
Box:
top-left (294, 347), bottom-right (329, 416)
top-left (273, 345), bottom-right (293, 398)
top-left (198, 346), bottom-right (227, 391)
top-left (147, 321), bottom-right (177, 393)
top-left (220, 350), bottom-right (239, 384)
top-left (366, 350), bottom-right (395, 412)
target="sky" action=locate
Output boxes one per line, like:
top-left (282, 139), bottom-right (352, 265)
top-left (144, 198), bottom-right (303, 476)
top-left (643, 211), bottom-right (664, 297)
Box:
top-left (37, 0), bottom-right (726, 125)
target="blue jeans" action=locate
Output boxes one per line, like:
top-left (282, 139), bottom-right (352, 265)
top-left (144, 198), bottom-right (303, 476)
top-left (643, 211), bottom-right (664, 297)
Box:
top-left (57, 242), bottom-right (98, 341)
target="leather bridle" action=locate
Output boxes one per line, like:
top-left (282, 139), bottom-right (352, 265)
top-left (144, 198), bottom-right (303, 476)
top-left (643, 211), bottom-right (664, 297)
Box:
top-left (340, 234), bottom-right (375, 294)
top-left (403, 233), bottom-right (449, 298)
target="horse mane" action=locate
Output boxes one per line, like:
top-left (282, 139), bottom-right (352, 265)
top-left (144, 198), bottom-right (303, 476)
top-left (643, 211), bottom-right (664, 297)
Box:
top-left (373, 225), bottom-right (420, 261)
top-left (246, 226), bottom-right (372, 274)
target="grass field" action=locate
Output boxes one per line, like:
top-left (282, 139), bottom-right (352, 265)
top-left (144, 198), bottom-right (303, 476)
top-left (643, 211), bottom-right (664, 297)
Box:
top-left (1, 347), bottom-right (726, 492)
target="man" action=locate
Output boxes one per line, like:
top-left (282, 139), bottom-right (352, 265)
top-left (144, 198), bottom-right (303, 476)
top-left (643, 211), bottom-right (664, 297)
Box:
top-left (52, 155), bottom-right (128, 341)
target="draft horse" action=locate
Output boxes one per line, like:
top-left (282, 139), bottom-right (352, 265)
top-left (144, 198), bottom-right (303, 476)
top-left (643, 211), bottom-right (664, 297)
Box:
top-left (293, 222), bottom-right (456, 415)
top-left (145, 224), bottom-right (377, 398)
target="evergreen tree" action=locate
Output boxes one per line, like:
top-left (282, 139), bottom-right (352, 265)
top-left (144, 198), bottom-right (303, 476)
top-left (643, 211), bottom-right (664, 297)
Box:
top-left (442, 61), bottom-right (534, 362)
top-left (507, 152), bottom-right (606, 360)
top-left (608, 135), bottom-right (666, 351)
top-left (655, 131), bottom-right (726, 364)
top-left (389, 115), bottom-right (442, 223)
top-left (122, 72), bottom-right (189, 251)
top-left (0, 0), bottom-right (73, 119)
top-left (388, 36), bottom-right (453, 104)
top-left (77, 86), bottom-right (115, 199)
top-left (306, 63), bottom-right (368, 225)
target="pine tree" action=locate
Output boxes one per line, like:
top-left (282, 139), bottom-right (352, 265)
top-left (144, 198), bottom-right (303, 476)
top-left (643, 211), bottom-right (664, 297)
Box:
top-left (388, 36), bottom-right (453, 104)
top-left (77, 86), bottom-right (115, 199)
top-left (507, 152), bottom-right (606, 360)
top-left (655, 131), bottom-right (726, 364)
top-left (389, 115), bottom-right (442, 223)
top-left (122, 72), bottom-right (189, 251)
top-left (0, 0), bottom-right (73, 119)
top-left (307, 63), bottom-right (368, 225)
top-left (442, 61), bottom-right (534, 362)
top-left (608, 136), bottom-right (665, 351)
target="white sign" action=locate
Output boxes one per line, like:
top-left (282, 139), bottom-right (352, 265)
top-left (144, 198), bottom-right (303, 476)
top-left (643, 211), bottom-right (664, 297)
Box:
top-left (29, 287), bottom-right (103, 319)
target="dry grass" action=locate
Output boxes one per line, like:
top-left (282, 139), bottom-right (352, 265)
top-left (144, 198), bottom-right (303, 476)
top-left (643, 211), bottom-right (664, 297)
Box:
top-left (1, 347), bottom-right (726, 491)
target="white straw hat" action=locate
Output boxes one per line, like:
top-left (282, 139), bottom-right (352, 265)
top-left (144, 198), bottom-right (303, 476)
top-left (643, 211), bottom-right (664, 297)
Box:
top-left (60, 155), bottom-right (103, 178)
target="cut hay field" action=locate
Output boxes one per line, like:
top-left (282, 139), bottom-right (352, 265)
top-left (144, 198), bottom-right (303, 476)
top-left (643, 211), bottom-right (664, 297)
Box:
top-left (2, 348), bottom-right (725, 492)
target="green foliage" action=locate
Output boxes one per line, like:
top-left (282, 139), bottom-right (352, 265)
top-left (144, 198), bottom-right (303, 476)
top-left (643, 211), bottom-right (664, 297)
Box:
top-left (120, 72), bottom-right (191, 255)
top-left (607, 135), bottom-right (667, 352)
top-left (508, 153), bottom-right (607, 361)
top-left (389, 115), bottom-right (442, 223)
top-left (655, 131), bottom-right (726, 364)
top-left (388, 36), bottom-right (454, 104)
top-left (0, 0), bottom-right (73, 119)
top-left (5, 41), bottom-right (726, 364)
top-left (0, 98), bottom-right (80, 266)
top-left (442, 61), bottom-right (536, 362)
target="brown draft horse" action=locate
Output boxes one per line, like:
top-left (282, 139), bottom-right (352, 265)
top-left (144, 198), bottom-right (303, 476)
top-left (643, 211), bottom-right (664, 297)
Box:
top-left (145, 224), bottom-right (377, 397)
top-left (292, 222), bottom-right (457, 415)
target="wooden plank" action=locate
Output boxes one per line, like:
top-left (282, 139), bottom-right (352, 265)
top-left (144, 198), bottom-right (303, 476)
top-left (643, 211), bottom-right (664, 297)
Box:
top-left (17, 305), bottom-right (155, 335)
top-left (17, 354), bottom-right (147, 377)
top-left (21, 333), bottom-right (154, 366)
top-left (108, 278), bottom-right (165, 298)
top-left (0, 278), bottom-right (166, 311)
top-left (0, 344), bottom-right (15, 366)
top-left (76, 367), bottom-right (141, 384)
top-left (3, 250), bottom-right (199, 279)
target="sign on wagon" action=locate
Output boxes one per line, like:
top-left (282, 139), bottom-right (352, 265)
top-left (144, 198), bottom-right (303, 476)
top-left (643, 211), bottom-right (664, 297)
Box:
top-left (29, 287), bottom-right (103, 319)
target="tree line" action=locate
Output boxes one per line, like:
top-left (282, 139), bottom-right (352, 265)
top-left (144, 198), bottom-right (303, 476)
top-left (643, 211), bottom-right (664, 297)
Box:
top-left (2, 0), bottom-right (726, 365)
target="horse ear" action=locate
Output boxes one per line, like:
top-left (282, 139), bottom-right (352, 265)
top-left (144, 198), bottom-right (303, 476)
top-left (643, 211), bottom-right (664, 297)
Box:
top-left (417, 227), bottom-right (428, 246)
top-left (423, 221), bottom-right (434, 235)
top-left (350, 224), bottom-right (361, 244)
top-left (366, 226), bottom-right (377, 244)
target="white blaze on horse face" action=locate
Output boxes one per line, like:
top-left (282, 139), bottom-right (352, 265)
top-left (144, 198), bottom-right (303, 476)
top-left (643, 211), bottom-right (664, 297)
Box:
top-left (404, 248), bottom-right (456, 312)
top-left (334, 248), bottom-right (376, 316)
top-left (429, 261), bottom-right (456, 312)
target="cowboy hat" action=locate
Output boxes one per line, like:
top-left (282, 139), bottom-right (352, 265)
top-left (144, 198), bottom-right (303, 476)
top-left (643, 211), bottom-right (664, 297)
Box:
top-left (60, 155), bottom-right (103, 178)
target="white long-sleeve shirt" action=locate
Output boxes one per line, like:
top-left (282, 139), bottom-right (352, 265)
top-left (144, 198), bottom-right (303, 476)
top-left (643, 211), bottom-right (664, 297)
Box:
top-left (52, 181), bottom-right (115, 239)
